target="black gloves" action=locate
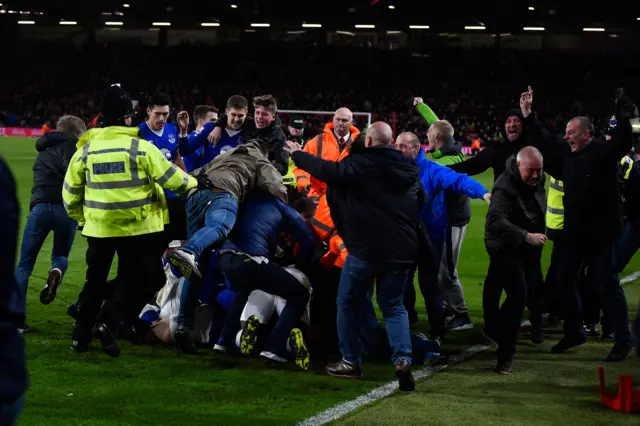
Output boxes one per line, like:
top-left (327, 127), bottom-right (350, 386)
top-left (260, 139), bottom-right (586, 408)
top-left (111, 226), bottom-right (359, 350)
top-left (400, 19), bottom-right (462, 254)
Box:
top-left (195, 174), bottom-right (214, 190)
top-left (615, 88), bottom-right (638, 119)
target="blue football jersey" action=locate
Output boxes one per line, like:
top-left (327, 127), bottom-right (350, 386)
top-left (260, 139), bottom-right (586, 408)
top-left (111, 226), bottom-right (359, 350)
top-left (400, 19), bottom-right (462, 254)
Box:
top-left (138, 121), bottom-right (180, 198)
top-left (200, 128), bottom-right (243, 166)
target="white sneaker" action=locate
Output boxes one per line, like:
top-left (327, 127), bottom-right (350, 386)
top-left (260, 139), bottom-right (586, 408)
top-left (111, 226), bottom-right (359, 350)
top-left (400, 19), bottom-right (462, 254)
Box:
top-left (260, 351), bottom-right (287, 363)
top-left (213, 344), bottom-right (228, 353)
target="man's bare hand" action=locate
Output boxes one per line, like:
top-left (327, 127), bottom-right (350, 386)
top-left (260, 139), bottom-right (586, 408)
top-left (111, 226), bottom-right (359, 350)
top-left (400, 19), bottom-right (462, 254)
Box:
top-left (413, 97), bottom-right (424, 106)
top-left (177, 111), bottom-right (189, 136)
top-left (284, 140), bottom-right (303, 153)
top-left (520, 86), bottom-right (533, 118)
top-left (208, 126), bottom-right (223, 145)
top-left (526, 232), bottom-right (547, 247)
top-left (483, 193), bottom-right (491, 204)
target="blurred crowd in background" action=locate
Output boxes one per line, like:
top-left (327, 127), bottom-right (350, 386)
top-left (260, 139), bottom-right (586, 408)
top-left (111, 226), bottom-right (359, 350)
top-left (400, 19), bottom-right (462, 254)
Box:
top-left (1, 40), bottom-right (638, 147)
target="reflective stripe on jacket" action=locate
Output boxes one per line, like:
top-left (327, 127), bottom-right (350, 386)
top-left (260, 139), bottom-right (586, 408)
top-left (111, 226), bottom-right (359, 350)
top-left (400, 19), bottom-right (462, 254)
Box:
top-left (546, 177), bottom-right (564, 231)
top-left (292, 122), bottom-right (360, 203)
top-left (310, 194), bottom-right (335, 241)
top-left (63, 126), bottom-right (197, 238)
top-left (283, 158), bottom-right (296, 187)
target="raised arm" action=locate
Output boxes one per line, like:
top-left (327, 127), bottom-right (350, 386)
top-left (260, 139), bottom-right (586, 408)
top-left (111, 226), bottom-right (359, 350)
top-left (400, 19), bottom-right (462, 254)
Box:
top-left (431, 161), bottom-right (489, 199)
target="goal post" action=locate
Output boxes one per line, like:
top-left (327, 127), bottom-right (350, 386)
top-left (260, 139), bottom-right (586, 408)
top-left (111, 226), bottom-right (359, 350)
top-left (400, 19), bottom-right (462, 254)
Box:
top-left (278, 110), bottom-right (372, 129)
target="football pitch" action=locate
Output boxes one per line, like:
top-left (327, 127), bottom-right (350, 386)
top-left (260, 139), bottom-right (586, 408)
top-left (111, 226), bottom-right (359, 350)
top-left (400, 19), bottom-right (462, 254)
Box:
top-left (1, 136), bottom-right (639, 425)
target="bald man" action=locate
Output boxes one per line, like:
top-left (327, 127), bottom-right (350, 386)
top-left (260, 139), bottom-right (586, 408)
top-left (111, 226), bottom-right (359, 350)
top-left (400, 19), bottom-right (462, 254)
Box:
top-left (484, 146), bottom-right (547, 375)
top-left (292, 108), bottom-right (360, 204)
top-left (285, 121), bottom-right (424, 392)
top-left (395, 131), bottom-right (489, 338)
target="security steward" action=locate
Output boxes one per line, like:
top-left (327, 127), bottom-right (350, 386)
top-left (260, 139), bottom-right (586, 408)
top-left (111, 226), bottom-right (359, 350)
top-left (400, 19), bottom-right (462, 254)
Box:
top-left (63, 84), bottom-right (208, 357)
top-left (292, 108), bottom-right (360, 204)
top-left (542, 176), bottom-right (564, 327)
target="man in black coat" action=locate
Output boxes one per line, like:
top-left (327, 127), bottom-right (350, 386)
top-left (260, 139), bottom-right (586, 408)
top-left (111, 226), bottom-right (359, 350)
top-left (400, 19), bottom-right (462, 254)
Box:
top-left (448, 109), bottom-right (530, 182)
top-left (284, 122), bottom-right (424, 392)
top-left (0, 156), bottom-right (27, 424)
top-left (14, 115), bottom-right (86, 321)
top-left (521, 87), bottom-right (635, 362)
top-left (485, 147), bottom-right (547, 375)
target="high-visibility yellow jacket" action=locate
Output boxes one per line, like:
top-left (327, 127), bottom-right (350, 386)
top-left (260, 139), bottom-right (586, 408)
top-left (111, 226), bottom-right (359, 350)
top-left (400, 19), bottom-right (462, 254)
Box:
top-left (63, 126), bottom-right (197, 238)
top-left (283, 158), bottom-right (296, 187)
top-left (546, 177), bottom-right (564, 232)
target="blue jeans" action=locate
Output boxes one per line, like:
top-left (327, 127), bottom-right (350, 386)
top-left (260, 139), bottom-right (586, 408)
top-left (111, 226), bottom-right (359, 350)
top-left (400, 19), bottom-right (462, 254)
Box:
top-left (182, 190), bottom-right (238, 260)
top-left (14, 202), bottom-right (76, 309)
top-left (616, 220), bottom-right (640, 272)
top-left (337, 255), bottom-right (412, 365)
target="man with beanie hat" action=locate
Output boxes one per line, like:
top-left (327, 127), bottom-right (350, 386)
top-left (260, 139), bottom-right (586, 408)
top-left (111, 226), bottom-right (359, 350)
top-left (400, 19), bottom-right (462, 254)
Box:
top-left (448, 109), bottom-right (529, 181)
top-left (63, 84), bottom-right (208, 357)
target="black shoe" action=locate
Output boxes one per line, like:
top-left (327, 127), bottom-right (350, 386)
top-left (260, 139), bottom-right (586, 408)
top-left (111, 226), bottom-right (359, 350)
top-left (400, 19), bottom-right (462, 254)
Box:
top-left (326, 359), bottom-right (363, 378)
top-left (67, 302), bottom-right (80, 320)
top-left (583, 323), bottom-right (600, 337)
top-left (551, 333), bottom-right (587, 354)
top-left (395, 359), bottom-right (415, 392)
top-left (605, 340), bottom-right (633, 362)
top-left (531, 324), bottom-right (545, 344)
top-left (174, 325), bottom-right (197, 354)
top-left (495, 360), bottom-right (513, 375)
top-left (92, 323), bottom-right (120, 358)
top-left (601, 331), bottom-right (615, 341)
top-left (71, 340), bottom-right (89, 353)
top-left (40, 268), bottom-right (63, 305)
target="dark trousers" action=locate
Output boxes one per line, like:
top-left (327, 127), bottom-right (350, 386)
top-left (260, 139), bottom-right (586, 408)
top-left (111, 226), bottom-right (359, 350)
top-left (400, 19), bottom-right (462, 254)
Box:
top-left (404, 234), bottom-right (446, 337)
top-left (577, 268), bottom-right (603, 326)
top-left (554, 235), bottom-right (631, 343)
top-left (218, 251), bottom-right (310, 357)
top-left (103, 197), bottom-right (186, 309)
top-left (486, 248), bottom-right (544, 362)
top-left (616, 219), bottom-right (640, 272)
top-left (164, 196), bottom-right (188, 242)
top-left (307, 263), bottom-right (341, 359)
top-left (73, 233), bottom-right (162, 342)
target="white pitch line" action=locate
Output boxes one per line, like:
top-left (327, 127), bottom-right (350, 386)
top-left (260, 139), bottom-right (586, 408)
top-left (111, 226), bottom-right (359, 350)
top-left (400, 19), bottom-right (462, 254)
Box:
top-left (297, 344), bottom-right (489, 426)
top-left (299, 272), bottom-right (640, 426)
top-left (620, 271), bottom-right (640, 286)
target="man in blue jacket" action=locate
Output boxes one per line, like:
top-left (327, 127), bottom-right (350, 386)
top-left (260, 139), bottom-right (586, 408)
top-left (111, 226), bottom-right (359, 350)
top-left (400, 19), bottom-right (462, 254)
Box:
top-left (216, 193), bottom-right (316, 370)
top-left (0, 156), bottom-right (27, 425)
top-left (395, 132), bottom-right (490, 339)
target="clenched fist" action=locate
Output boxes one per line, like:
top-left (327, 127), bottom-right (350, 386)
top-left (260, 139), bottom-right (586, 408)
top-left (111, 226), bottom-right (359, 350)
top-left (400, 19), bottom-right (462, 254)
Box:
top-left (526, 232), bottom-right (547, 247)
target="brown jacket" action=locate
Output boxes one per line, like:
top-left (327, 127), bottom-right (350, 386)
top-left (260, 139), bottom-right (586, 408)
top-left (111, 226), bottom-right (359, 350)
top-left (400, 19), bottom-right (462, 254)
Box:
top-left (191, 140), bottom-right (287, 203)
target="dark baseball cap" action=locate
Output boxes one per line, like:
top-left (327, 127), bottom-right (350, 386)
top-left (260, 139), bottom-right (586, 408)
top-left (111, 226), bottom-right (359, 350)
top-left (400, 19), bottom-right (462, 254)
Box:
top-left (290, 115), bottom-right (305, 130)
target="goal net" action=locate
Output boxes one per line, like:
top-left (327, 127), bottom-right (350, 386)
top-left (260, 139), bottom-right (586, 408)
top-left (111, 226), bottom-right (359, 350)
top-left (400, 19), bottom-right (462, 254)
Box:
top-left (278, 110), bottom-right (372, 138)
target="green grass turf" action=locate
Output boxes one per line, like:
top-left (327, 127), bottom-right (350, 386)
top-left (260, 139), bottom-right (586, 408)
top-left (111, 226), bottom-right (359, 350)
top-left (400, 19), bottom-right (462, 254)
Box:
top-left (1, 136), bottom-right (638, 425)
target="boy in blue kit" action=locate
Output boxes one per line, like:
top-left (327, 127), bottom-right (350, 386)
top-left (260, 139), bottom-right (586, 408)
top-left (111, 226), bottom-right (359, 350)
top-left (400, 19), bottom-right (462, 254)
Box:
top-left (180, 105), bottom-right (218, 172)
top-left (138, 92), bottom-right (189, 242)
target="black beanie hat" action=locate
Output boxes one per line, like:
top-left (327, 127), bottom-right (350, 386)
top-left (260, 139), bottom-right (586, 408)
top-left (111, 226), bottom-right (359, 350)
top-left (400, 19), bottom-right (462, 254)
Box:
top-left (101, 84), bottom-right (134, 124)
